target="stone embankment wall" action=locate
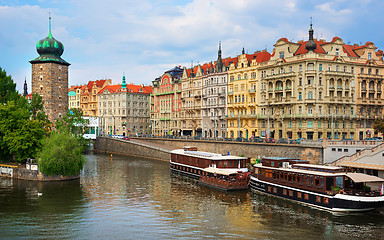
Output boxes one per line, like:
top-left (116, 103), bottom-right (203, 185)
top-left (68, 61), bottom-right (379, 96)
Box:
top-left (94, 137), bottom-right (171, 161)
top-left (0, 164), bottom-right (79, 181)
top-left (94, 137), bottom-right (324, 164)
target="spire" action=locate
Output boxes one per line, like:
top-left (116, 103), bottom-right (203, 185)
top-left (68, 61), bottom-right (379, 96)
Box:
top-left (305, 17), bottom-right (317, 52)
top-left (121, 73), bottom-right (127, 89)
top-left (23, 77), bottom-right (28, 97)
top-left (242, 47), bottom-right (245, 55)
top-left (216, 41), bottom-right (223, 73)
top-left (48, 13), bottom-right (53, 39)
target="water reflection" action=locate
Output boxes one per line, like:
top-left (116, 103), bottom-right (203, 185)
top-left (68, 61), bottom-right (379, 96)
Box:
top-left (0, 152), bottom-right (383, 240)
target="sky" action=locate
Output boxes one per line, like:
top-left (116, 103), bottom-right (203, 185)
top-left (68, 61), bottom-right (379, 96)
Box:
top-left (1, 0), bottom-right (384, 92)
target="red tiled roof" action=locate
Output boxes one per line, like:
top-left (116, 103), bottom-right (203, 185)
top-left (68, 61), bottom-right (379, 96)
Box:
top-left (98, 84), bottom-right (152, 95)
top-left (294, 40), bottom-right (326, 55)
top-left (343, 44), bottom-right (359, 58)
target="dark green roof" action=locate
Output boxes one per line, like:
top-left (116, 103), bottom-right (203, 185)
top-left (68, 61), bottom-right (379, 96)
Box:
top-left (30, 17), bottom-right (70, 66)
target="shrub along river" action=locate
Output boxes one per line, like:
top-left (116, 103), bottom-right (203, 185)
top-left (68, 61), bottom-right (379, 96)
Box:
top-left (0, 152), bottom-right (383, 239)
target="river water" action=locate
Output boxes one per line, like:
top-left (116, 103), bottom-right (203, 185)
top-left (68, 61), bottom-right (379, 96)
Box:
top-left (0, 152), bottom-right (383, 240)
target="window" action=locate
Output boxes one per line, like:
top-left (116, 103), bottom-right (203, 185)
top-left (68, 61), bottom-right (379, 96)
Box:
top-left (318, 121), bottom-right (321, 128)
top-left (308, 91), bottom-right (313, 99)
top-left (376, 69), bottom-right (379, 75)
top-left (308, 63), bottom-right (314, 70)
top-left (308, 107), bottom-right (313, 114)
top-left (319, 92), bottom-right (322, 99)
top-left (279, 51), bottom-right (284, 58)
top-left (299, 78), bottom-right (302, 86)
top-left (368, 52), bottom-right (372, 60)
top-left (289, 66), bottom-right (293, 72)
top-left (308, 121), bottom-right (313, 128)
top-left (319, 64), bottom-right (323, 71)
top-left (298, 92), bottom-right (302, 100)
top-left (299, 121), bottom-right (302, 128)
top-left (299, 65), bottom-right (302, 71)
top-left (368, 68), bottom-right (372, 75)
top-left (361, 68), bottom-right (364, 74)
top-left (336, 48), bottom-right (339, 56)
top-left (336, 65), bottom-right (339, 72)
top-left (288, 121), bottom-right (292, 128)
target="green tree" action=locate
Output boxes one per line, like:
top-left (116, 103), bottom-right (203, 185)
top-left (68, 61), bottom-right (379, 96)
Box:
top-left (373, 119), bottom-right (384, 136)
top-left (56, 109), bottom-right (90, 152)
top-left (38, 131), bottom-right (85, 176)
top-left (0, 67), bottom-right (18, 104)
top-left (0, 99), bottom-right (49, 162)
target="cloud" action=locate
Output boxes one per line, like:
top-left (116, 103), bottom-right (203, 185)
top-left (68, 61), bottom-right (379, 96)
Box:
top-left (0, 0), bottom-right (383, 93)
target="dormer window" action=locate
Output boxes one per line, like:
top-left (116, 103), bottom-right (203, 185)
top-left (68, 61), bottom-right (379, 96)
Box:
top-left (279, 51), bottom-right (284, 58)
top-left (368, 52), bottom-right (372, 60)
top-left (336, 48), bottom-right (339, 56)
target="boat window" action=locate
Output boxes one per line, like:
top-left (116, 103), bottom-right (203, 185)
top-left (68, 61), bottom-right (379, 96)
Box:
top-left (315, 177), bottom-right (320, 186)
top-left (271, 161), bottom-right (275, 167)
top-left (229, 161), bottom-right (233, 167)
top-left (335, 176), bottom-right (344, 189)
top-left (288, 174), bottom-right (292, 182)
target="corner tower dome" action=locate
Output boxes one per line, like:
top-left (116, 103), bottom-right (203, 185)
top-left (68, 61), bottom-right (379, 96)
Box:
top-left (305, 22), bottom-right (317, 52)
top-left (30, 16), bottom-right (70, 66)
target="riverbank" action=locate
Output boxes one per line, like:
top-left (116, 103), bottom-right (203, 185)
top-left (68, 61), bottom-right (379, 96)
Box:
top-left (0, 163), bottom-right (80, 181)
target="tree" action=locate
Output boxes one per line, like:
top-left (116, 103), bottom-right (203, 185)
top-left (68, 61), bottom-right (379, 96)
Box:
top-left (0, 99), bottom-right (49, 162)
top-left (38, 131), bottom-right (85, 176)
top-left (0, 67), bottom-right (18, 104)
top-left (56, 109), bottom-right (90, 152)
top-left (373, 119), bottom-right (384, 136)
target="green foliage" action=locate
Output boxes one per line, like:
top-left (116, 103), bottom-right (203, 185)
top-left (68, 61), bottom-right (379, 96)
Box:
top-left (0, 67), bottom-right (19, 104)
top-left (0, 67), bottom-right (50, 163)
top-left (56, 109), bottom-right (90, 152)
top-left (373, 119), bottom-right (384, 135)
top-left (38, 131), bottom-right (85, 176)
top-left (0, 99), bottom-right (49, 162)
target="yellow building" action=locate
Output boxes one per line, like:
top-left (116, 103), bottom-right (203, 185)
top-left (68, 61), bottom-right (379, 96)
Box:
top-left (227, 48), bottom-right (271, 139)
top-left (354, 42), bottom-right (384, 139)
top-left (258, 25), bottom-right (360, 140)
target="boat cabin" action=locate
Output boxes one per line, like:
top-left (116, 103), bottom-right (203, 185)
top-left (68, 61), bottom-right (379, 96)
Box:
top-left (171, 148), bottom-right (249, 170)
top-left (254, 157), bottom-right (384, 196)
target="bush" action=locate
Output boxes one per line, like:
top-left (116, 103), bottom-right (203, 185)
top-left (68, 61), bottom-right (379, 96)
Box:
top-left (38, 131), bottom-right (85, 176)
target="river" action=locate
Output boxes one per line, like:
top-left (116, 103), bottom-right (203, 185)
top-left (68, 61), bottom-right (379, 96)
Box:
top-left (0, 152), bottom-right (383, 239)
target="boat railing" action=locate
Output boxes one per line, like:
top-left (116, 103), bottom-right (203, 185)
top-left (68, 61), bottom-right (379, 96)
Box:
top-left (326, 189), bottom-right (382, 197)
top-left (200, 175), bottom-right (249, 187)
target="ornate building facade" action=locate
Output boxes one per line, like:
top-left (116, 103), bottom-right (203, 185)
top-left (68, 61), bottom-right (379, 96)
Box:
top-left (201, 43), bottom-right (231, 138)
top-left (354, 42), bottom-right (384, 140)
top-left (227, 48), bottom-right (271, 139)
top-left (30, 17), bottom-right (70, 124)
top-left (258, 25), bottom-right (358, 140)
top-left (151, 67), bottom-right (183, 136)
top-left (98, 75), bottom-right (152, 136)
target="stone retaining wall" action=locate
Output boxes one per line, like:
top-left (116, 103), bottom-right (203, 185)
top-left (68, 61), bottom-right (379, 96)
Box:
top-left (0, 164), bottom-right (79, 181)
top-left (94, 137), bottom-right (324, 164)
top-left (94, 137), bottom-right (171, 161)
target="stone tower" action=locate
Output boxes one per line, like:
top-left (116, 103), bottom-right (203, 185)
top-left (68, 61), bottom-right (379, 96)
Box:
top-left (30, 16), bottom-right (70, 124)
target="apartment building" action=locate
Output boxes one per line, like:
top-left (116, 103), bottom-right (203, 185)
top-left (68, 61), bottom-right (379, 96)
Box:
top-left (151, 67), bottom-right (183, 136)
top-left (98, 75), bottom-right (152, 136)
top-left (227, 48), bottom-right (271, 139)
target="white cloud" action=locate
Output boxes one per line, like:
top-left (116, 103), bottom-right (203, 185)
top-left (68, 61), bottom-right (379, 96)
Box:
top-left (0, 0), bottom-right (383, 93)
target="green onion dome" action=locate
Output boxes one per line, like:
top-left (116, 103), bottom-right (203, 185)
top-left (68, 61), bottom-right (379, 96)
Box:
top-left (30, 17), bottom-right (70, 66)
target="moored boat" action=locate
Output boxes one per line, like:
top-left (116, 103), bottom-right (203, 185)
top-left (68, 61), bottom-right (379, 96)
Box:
top-left (170, 146), bottom-right (249, 179)
top-left (199, 167), bottom-right (250, 191)
top-left (250, 157), bottom-right (384, 212)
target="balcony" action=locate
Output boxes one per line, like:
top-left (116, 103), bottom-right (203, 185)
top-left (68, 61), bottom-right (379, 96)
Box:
top-left (195, 95), bottom-right (202, 99)
top-left (285, 86), bottom-right (292, 91)
top-left (227, 91), bottom-right (234, 95)
top-left (275, 87), bottom-right (283, 92)
top-left (329, 85), bottom-right (335, 90)
top-left (248, 89), bottom-right (256, 93)
top-left (262, 71), bottom-right (296, 80)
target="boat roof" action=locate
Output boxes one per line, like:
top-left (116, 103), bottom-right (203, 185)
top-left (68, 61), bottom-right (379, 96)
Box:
top-left (255, 163), bottom-right (346, 177)
top-left (345, 173), bottom-right (384, 183)
top-left (203, 167), bottom-right (242, 176)
top-left (293, 164), bottom-right (344, 170)
top-left (171, 149), bottom-right (248, 160)
top-left (255, 163), bottom-right (384, 182)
